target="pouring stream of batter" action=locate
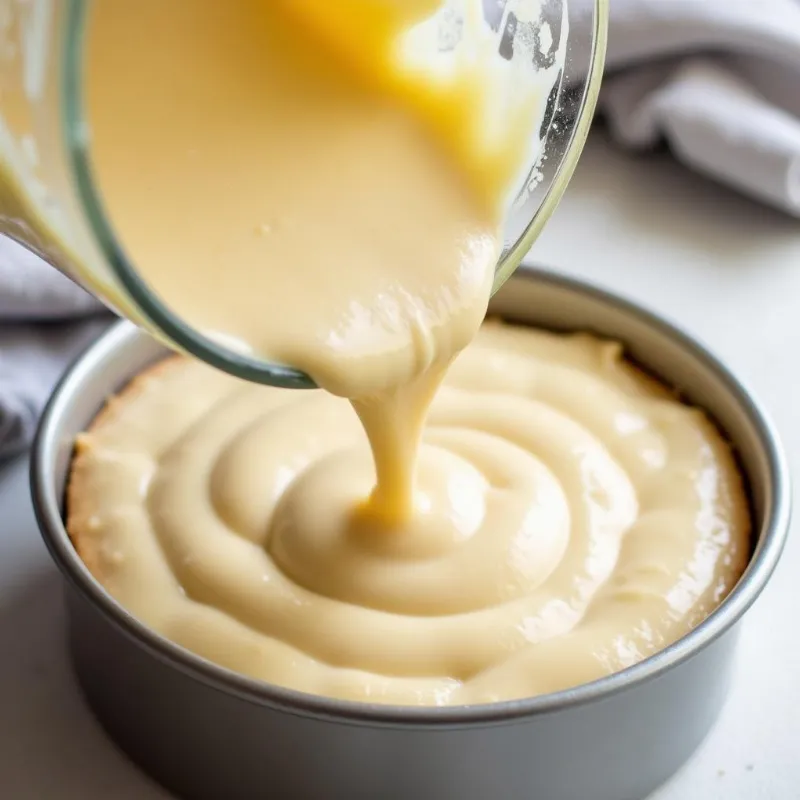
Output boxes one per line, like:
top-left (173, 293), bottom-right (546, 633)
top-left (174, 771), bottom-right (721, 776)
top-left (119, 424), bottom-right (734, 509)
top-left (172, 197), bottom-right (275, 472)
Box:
top-left (85, 0), bottom-right (548, 522)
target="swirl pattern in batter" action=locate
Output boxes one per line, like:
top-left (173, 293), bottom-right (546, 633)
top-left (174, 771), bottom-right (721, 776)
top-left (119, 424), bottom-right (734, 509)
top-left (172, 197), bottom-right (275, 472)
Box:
top-left (67, 320), bottom-right (750, 706)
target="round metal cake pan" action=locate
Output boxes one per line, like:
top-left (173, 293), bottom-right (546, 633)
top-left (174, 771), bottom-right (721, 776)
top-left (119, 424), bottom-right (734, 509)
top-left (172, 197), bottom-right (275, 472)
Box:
top-left (31, 266), bottom-right (790, 800)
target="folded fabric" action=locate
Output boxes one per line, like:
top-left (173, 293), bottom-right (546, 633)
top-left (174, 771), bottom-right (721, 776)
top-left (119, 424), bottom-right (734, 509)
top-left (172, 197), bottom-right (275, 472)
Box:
top-left (0, 237), bottom-right (111, 459)
top-left (574, 0), bottom-right (800, 216)
top-left (0, 236), bottom-right (103, 319)
top-left (0, 316), bottom-right (111, 458)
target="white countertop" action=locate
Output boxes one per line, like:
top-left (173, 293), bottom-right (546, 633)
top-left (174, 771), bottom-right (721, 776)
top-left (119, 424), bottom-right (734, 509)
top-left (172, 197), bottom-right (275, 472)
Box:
top-left (1, 128), bottom-right (798, 799)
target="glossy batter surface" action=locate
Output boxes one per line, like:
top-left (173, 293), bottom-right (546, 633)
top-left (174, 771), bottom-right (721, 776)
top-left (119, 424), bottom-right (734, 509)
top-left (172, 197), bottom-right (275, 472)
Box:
top-left (67, 321), bottom-right (750, 705)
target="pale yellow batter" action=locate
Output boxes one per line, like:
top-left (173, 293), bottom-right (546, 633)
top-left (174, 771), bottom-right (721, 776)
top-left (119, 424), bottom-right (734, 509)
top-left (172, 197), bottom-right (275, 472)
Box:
top-left (68, 322), bottom-right (750, 705)
top-left (70, 0), bottom-right (750, 707)
top-left (84, 0), bottom-right (552, 522)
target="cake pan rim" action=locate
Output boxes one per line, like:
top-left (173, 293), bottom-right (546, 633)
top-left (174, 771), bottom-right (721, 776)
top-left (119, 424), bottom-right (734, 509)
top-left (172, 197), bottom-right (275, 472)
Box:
top-left (30, 266), bottom-right (791, 727)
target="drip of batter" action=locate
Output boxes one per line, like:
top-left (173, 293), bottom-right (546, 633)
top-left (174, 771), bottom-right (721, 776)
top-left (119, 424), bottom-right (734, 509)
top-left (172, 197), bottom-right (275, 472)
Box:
top-left (85, 0), bottom-right (547, 521)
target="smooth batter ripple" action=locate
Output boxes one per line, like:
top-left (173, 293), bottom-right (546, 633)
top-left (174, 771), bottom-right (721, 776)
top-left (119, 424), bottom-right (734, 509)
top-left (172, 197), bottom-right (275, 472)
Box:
top-left (67, 321), bottom-right (751, 706)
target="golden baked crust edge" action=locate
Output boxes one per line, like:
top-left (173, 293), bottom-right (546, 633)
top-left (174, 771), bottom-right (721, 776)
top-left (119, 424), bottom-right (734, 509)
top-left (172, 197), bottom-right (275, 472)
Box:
top-left (65, 355), bottom-right (186, 584)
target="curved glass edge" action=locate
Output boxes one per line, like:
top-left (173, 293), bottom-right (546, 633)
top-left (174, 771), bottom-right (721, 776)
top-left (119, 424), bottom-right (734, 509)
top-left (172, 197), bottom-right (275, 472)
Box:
top-left (62, 0), bottom-right (315, 389)
top-left (63, 0), bottom-right (607, 389)
top-left (493, 0), bottom-right (609, 293)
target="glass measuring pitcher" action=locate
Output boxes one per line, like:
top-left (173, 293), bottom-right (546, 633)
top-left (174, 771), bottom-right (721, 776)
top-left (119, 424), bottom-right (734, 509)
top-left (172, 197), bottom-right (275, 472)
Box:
top-left (0, 0), bottom-right (607, 388)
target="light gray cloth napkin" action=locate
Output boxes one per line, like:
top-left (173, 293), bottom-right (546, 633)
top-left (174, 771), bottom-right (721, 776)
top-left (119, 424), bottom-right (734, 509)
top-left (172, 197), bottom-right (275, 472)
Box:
top-left (0, 237), bottom-right (110, 458)
top-left (574, 0), bottom-right (800, 216)
top-left (4, 0), bottom-right (800, 456)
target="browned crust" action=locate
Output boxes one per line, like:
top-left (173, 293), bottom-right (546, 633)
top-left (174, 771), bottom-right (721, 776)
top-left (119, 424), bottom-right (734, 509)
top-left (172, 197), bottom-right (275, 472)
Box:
top-left (65, 354), bottom-right (187, 582)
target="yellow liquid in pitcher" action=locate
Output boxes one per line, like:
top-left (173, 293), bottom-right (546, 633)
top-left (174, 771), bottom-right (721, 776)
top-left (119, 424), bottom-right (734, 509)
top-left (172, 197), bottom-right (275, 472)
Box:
top-left (85, 0), bottom-right (544, 521)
